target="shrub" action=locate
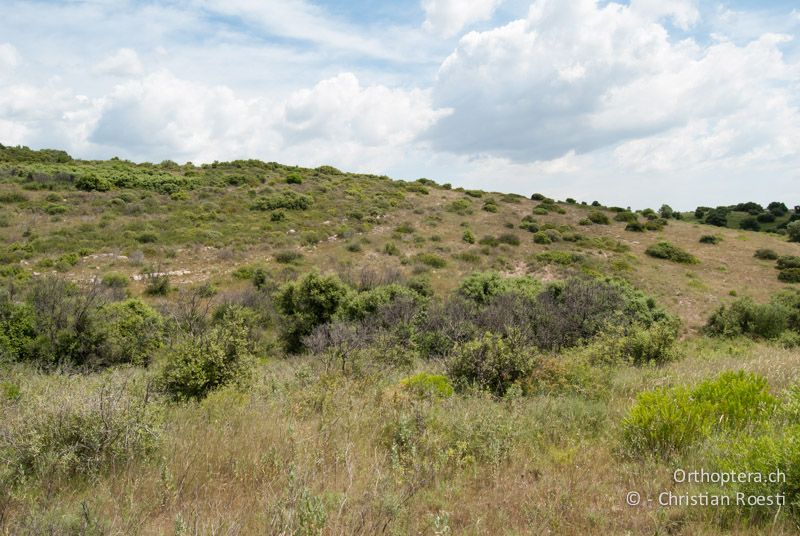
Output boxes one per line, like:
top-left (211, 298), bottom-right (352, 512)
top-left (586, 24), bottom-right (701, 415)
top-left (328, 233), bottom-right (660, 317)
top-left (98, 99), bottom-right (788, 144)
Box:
top-left (75, 174), bottom-right (111, 192)
top-left (614, 211), bottom-right (638, 223)
top-left (532, 231), bottom-right (552, 244)
top-left (160, 308), bottom-right (255, 400)
top-left (285, 172), bottom-right (303, 184)
top-left (339, 284), bottom-right (419, 321)
top-left (383, 242), bottom-right (400, 256)
top-left (757, 212), bottom-right (776, 223)
top-left (143, 271), bottom-right (170, 296)
top-left (462, 229), bottom-right (475, 244)
top-left (0, 373), bottom-right (161, 485)
top-left (625, 222), bottom-right (645, 232)
top-left (345, 242), bottom-right (362, 253)
top-left (622, 371), bottom-right (776, 458)
top-left (497, 233), bottom-right (520, 246)
top-left (482, 199), bottom-right (498, 213)
top-left (465, 189), bottom-right (483, 198)
top-left (270, 210), bottom-right (286, 222)
top-left (446, 199), bottom-right (473, 215)
top-left (588, 210), bottom-right (610, 224)
top-left (0, 296), bottom-right (36, 363)
top-left (779, 269), bottom-right (800, 283)
top-left (578, 218), bottom-right (592, 226)
top-left (275, 250), bottom-right (303, 264)
top-left (478, 235), bottom-right (499, 247)
top-left (415, 253), bottom-right (446, 268)
top-left (740, 217), bottom-right (761, 231)
top-left (96, 299), bottom-right (163, 366)
top-left (645, 242), bottom-right (699, 264)
top-left (394, 223), bottom-right (415, 234)
top-left (754, 248), bottom-right (778, 259)
top-left (659, 204), bottom-right (674, 219)
top-left (136, 231), bottom-right (158, 244)
top-left (530, 193), bottom-right (546, 201)
top-left (700, 235), bottom-right (721, 244)
top-left (447, 331), bottom-right (536, 396)
top-left (706, 297), bottom-right (789, 340)
top-left (787, 221), bottom-right (800, 242)
top-left (101, 271), bottom-right (129, 288)
top-left (535, 251), bottom-right (583, 265)
top-left (399, 373), bottom-right (454, 399)
top-left (704, 207), bottom-right (729, 227)
top-left (777, 256), bottom-right (800, 270)
top-left (276, 272), bottom-right (352, 352)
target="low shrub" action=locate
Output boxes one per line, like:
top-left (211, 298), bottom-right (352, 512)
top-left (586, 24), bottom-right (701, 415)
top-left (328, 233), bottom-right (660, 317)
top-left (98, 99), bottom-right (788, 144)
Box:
top-left (614, 211), bottom-right (638, 223)
top-left (622, 371), bottom-right (776, 458)
top-left (251, 191), bottom-right (313, 211)
top-left (706, 297), bottom-right (789, 340)
top-left (535, 251), bottom-right (583, 265)
top-left (399, 373), bottom-right (454, 399)
top-left (101, 271), bottom-right (129, 288)
top-left (700, 235), bottom-right (722, 244)
top-left (754, 248), bottom-right (778, 259)
top-left (777, 256), bottom-right (800, 270)
top-left (462, 229), bottom-right (475, 244)
top-left (275, 250), bottom-right (303, 264)
top-left (625, 222), bottom-right (645, 232)
top-left (497, 233), bottom-right (520, 246)
top-left (779, 269), bottom-right (800, 283)
top-left (96, 298), bottom-right (163, 366)
top-left (645, 242), bottom-right (699, 264)
top-left (159, 308), bottom-right (255, 400)
top-left (414, 253), bottom-right (447, 268)
top-left (588, 211), bottom-right (610, 225)
top-left (447, 331), bottom-right (536, 396)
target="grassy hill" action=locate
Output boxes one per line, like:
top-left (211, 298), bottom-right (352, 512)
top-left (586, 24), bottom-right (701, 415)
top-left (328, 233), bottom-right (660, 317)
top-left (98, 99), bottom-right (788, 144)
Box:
top-left (2, 146), bottom-right (800, 534)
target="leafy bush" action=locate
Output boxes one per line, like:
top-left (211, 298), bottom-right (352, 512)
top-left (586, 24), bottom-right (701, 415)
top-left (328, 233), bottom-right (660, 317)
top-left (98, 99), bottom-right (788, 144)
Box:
top-left (622, 371), bottom-right (776, 458)
top-left (75, 174), bottom-right (111, 192)
top-left (462, 229), bottom-right (475, 244)
top-left (740, 217), bottom-right (761, 231)
top-left (614, 211), bottom-right (638, 223)
top-left (414, 253), bottom-right (447, 268)
top-left (160, 308), bottom-right (255, 400)
top-left (143, 271), bottom-right (170, 296)
top-left (704, 207), bottom-right (729, 227)
top-left (383, 242), bottom-right (400, 256)
top-left (285, 172), bottom-right (303, 184)
top-left (754, 248), bottom-right (778, 259)
top-left (482, 199), bottom-right (498, 213)
top-left (399, 373), bottom-right (453, 399)
top-left (779, 269), bottom-right (800, 283)
top-left (447, 331), bottom-right (536, 396)
top-left (497, 233), bottom-right (520, 246)
top-left (588, 211), bottom-right (610, 224)
top-left (0, 372), bottom-right (161, 483)
top-left (276, 272), bottom-right (352, 352)
top-left (251, 191), bottom-right (313, 211)
top-left (625, 222), bottom-right (645, 232)
top-left (787, 221), bottom-right (800, 242)
top-left (339, 284), bottom-right (419, 321)
top-left (706, 297), bottom-right (789, 340)
top-left (777, 256), bottom-right (800, 269)
top-left (535, 251), bottom-right (583, 265)
top-left (101, 271), bottom-right (129, 288)
top-left (700, 235), bottom-right (721, 244)
top-left (96, 299), bottom-right (163, 366)
top-left (645, 242), bottom-right (698, 264)
top-left (446, 199), bottom-right (473, 215)
top-left (275, 250), bottom-right (303, 264)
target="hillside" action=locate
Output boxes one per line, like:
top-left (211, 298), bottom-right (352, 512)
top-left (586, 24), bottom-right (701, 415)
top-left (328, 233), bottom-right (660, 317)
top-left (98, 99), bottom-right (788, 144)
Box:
top-left (2, 146), bottom-right (800, 534)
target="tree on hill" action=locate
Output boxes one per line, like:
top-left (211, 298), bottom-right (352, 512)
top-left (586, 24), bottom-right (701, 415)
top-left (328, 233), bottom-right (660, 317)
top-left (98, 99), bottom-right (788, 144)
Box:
top-left (767, 202), bottom-right (789, 216)
top-left (704, 207), bottom-right (729, 227)
top-left (788, 221), bottom-right (800, 243)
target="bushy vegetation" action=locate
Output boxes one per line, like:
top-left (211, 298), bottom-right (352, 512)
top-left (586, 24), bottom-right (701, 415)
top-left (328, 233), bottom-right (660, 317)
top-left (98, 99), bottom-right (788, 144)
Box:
top-left (645, 241), bottom-right (699, 264)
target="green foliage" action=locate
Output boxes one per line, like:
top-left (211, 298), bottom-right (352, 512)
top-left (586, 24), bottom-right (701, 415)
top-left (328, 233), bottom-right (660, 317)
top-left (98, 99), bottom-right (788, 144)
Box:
top-left (535, 251), bottom-right (583, 265)
top-left (614, 211), bottom-right (638, 223)
top-left (285, 172), bottom-right (303, 184)
top-left (144, 272), bottom-right (171, 296)
top-left (394, 222), bottom-right (415, 234)
top-left (706, 297), bottom-right (789, 340)
top-left (787, 221), bottom-right (800, 242)
top-left (777, 256), bottom-right (800, 269)
top-left (482, 199), bottom-right (498, 212)
top-left (659, 204), bottom-right (674, 219)
top-left (101, 271), bottom-right (129, 289)
top-left (383, 242), bottom-right (400, 256)
top-left (779, 268), bottom-right (800, 283)
top-left (275, 250), bottom-right (303, 264)
top-left (75, 174), bottom-right (111, 192)
top-left (704, 207), bottom-right (730, 227)
top-left (625, 222), bottom-right (645, 232)
top-left (340, 284), bottom-right (418, 321)
top-left (739, 216), bottom-right (760, 231)
top-left (277, 272), bottom-right (352, 352)
top-left (622, 371), bottom-right (776, 458)
top-left (447, 331), bottom-right (536, 396)
top-left (0, 373), bottom-right (160, 483)
top-left (160, 308), bottom-right (255, 400)
top-left (497, 233), bottom-right (520, 246)
top-left (97, 299), bottom-right (163, 366)
top-left (399, 373), bottom-right (454, 399)
top-left (700, 235), bottom-right (722, 244)
top-left (645, 242), bottom-right (699, 264)
top-left (414, 253), bottom-right (447, 268)
top-left (587, 210), bottom-right (610, 225)
top-left (752, 248), bottom-right (778, 260)
top-left (251, 191), bottom-right (313, 211)
top-left (0, 296), bottom-right (37, 363)
top-left (446, 199), bottom-right (473, 215)
top-left (457, 271), bottom-right (540, 304)
top-left (462, 229), bottom-right (475, 244)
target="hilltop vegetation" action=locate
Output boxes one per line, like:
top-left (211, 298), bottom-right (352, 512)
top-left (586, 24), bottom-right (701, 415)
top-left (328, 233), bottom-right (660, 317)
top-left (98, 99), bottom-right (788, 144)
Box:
top-left (684, 201), bottom-right (800, 236)
top-left (2, 145), bottom-right (800, 534)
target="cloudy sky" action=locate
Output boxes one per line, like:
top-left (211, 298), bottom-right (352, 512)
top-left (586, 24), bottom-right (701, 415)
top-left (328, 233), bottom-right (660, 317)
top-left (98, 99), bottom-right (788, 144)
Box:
top-left (1, 0), bottom-right (798, 208)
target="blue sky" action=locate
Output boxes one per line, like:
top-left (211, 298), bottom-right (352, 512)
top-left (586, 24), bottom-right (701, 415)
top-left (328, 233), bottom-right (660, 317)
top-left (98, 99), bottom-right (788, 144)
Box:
top-left (0, 0), bottom-right (798, 208)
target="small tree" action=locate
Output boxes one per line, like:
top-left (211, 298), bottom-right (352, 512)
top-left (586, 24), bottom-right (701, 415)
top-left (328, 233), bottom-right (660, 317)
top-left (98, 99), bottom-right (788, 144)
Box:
top-left (659, 204), bottom-right (674, 219)
top-left (788, 221), bottom-right (800, 243)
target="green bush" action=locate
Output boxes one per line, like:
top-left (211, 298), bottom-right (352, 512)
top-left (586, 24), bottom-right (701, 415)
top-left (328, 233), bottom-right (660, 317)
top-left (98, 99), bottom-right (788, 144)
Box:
top-left (700, 235), bottom-right (721, 244)
top-left (399, 373), bottom-right (454, 399)
top-left (276, 272), bottom-right (352, 352)
top-left (96, 299), bottom-right (163, 366)
top-left (622, 371), bottom-right (776, 458)
top-left (275, 250), bottom-right (303, 264)
top-left (532, 231), bottom-right (552, 244)
top-left (447, 331), bottom-right (536, 396)
top-left (446, 199), bottom-right (473, 215)
top-left (251, 191), bottom-right (313, 211)
top-left (625, 222), bottom-right (645, 232)
top-left (497, 233), bottom-right (520, 246)
top-left (285, 173), bottom-right (303, 184)
top-left (415, 253), bottom-right (447, 268)
top-left (383, 242), bottom-right (400, 256)
top-left (160, 308), bottom-right (255, 400)
top-left (754, 248), bottom-right (778, 260)
top-left (706, 297), bottom-right (789, 340)
top-left (75, 174), bottom-right (111, 192)
top-left (482, 199), bottom-right (498, 213)
top-left (588, 211), bottom-right (610, 225)
top-left (457, 271), bottom-right (540, 304)
top-left (0, 296), bottom-right (36, 363)
top-left (0, 373), bottom-right (161, 483)
top-left (101, 271), bottom-right (129, 289)
top-left (462, 229), bottom-right (475, 244)
top-left (614, 211), bottom-right (638, 223)
top-left (143, 272), bottom-right (170, 296)
top-left (779, 269), bottom-right (800, 283)
top-left (645, 242), bottom-right (699, 264)
top-left (340, 284), bottom-right (418, 321)
top-left (535, 251), bottom-right (583, 265)
top-left (777, 256), bottom-right (800, 270)
top-left (787, 221), bottom-right (800, 242)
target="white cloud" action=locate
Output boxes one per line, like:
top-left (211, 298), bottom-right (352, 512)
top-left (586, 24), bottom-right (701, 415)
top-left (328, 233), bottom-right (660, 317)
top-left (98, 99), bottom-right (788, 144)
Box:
top-left (428, 0), bottom-right (800, 177)
top-left (422, 0), bottom-right (505, 38)
top-left (629, 0), bottom-right (699, 31)
top-left (93, 48), bottom-right (144, 77)
top-left (0, 43), bottom-right (19, 75)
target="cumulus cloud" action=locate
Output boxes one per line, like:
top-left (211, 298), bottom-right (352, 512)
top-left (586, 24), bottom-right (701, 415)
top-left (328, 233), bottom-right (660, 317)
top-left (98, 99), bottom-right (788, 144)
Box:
top-left (427, 0), bottom-right (800, 176)
top-left (93, 48), bottom-right (144, 77)
top-left (422, 0), bottom-right (505, 38)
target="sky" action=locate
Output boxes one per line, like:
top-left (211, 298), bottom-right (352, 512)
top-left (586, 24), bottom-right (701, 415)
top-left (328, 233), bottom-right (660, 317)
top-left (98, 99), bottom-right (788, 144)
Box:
top-left (0, 0), bottom-right (798, 209)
